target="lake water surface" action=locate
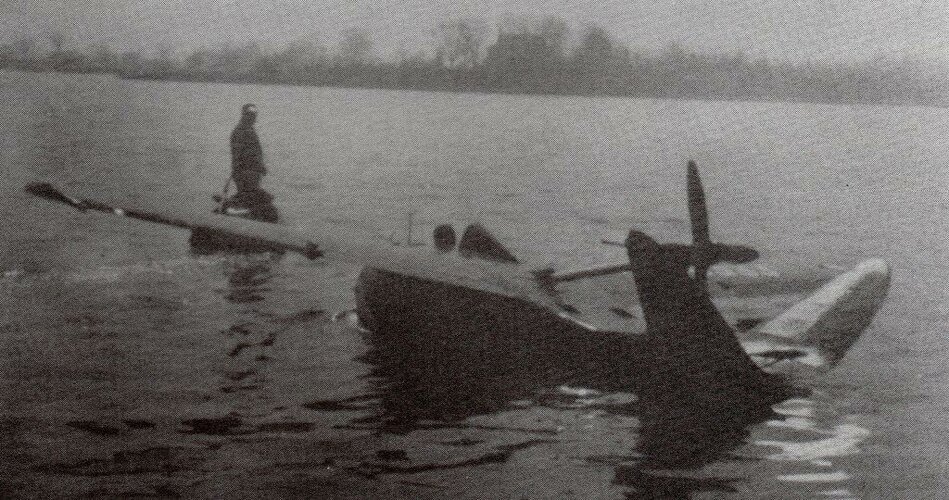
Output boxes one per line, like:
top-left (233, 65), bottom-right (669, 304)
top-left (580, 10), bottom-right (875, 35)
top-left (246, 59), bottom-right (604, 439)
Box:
top-left (1, 70), bottom-right (947, 498)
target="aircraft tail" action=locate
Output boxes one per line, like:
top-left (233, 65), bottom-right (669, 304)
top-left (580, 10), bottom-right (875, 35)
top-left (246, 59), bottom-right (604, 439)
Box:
top-left (622, 161), bottom-right (891, 389)
top-left (623, 229), bottom-right (785, 404)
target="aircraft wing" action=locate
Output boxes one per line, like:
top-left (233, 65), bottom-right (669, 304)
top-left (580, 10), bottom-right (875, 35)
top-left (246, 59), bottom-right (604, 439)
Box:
top-left (740, 258), bottom-right (891, 374)
top-left (25, 182), bottom-right (321, 258)
top-left (23, 182), bottom-right (552, 305)
top-left (540, 258), bottom-right (840, 334)
top-left (542, 256), bottom-right (890, 380)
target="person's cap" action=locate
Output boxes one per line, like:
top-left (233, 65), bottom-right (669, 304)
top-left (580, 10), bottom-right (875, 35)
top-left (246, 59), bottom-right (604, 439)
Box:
top-left (241, 103), bottom-right (258, 115)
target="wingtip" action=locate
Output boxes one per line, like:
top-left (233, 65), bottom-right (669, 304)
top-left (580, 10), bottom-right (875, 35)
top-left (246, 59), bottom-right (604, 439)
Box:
top-left (855, 258), bottom-right (890, 278)
top-left (24, 181), bottom-right (54, 196)
top-left (24, 182), bottom-right (85, 210)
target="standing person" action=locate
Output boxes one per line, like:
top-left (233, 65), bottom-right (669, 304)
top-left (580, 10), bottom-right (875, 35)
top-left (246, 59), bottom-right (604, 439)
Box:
top-left (230, 103), bottom-right (266, 194)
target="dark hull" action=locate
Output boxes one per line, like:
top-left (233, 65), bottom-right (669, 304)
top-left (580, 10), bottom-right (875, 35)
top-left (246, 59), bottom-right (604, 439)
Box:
top-left (354, 267), bottom-right (644, 429)
top-left (354, 267), bottom-right (793, 447)
top-left (356, 266), bottom-right (641, 382)
top-left (355, 268), bottom-right (785, 395)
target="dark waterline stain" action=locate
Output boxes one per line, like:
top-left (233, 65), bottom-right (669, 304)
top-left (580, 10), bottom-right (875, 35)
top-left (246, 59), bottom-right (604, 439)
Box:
top-left (65, 420), bottom-right (122, 436)
top-left (121, 419), bottom-right (157, 429)
top-left (354, 439), bottom-right (557, 477)
top-left (257, 421), bottom-right (314, 433)
top-left (179, 416), bottom-right (245, 435)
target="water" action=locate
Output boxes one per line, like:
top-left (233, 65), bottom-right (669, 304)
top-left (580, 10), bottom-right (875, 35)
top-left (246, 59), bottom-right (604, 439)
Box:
top-left (1, 70), bottom-right (947, 498)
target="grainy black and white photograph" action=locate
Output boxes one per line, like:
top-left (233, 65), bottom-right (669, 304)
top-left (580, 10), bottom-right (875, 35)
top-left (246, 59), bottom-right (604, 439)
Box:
top-left (0, 1), bottom-right (945, 498)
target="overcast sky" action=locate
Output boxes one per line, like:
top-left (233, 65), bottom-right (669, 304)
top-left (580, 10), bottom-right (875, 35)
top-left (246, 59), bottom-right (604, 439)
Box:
top-left (1, 0), bottom-right (946, 63)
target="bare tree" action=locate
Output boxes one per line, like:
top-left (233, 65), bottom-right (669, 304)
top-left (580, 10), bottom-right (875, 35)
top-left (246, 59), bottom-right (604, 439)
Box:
top-left (337, 28), bottom-right (373, 65)
top-left (537, 16), bottom-right (569, 57)
top-left (13, 37), bottom-right (36, 59)
top-left (46, 32), bottom-right (65, 54)
top-left (90, 43), bottom-right (117, 71)
top-left (574, 25), bottom-right (616, 65)
top-left (284, 38), bottom-right (327, 67)
top-left (433, 17), bottom-right (488, 69)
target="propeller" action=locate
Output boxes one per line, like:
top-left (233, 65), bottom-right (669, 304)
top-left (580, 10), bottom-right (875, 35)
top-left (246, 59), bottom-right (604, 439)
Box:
top-left (597, 161), bottom-right (758, 287)
top-left (685, 160), bottom-right (758, 289)
top-left (543, 161), bottom-right (758, 287)
top-left (688, 160), bottom-right (713, 288)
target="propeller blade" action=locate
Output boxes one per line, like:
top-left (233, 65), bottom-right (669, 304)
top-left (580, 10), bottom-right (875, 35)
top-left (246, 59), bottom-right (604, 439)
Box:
top-left (604, 161), bottom-right (757, 293)
top-left (713, 243), bottom-right (759, 264)
top-left (687, 160), bottom-right (710, 245)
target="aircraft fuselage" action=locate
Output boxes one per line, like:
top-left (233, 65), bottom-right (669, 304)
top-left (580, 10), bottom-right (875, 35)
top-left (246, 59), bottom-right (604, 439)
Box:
top-left (354, 265), bottom-right (789, 403)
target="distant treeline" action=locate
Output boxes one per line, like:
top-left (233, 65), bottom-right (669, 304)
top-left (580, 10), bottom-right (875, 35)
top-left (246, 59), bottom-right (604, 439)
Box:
top-left (2, 17), bottom-right (946, 106)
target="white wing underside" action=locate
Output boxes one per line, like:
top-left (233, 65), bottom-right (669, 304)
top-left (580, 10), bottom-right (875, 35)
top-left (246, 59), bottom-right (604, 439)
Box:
top-left (741, 258), bottom-right (891, 373)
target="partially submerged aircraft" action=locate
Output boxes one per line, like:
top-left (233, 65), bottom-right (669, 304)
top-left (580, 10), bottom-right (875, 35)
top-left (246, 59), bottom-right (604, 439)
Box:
top-left (24, 161), bottom-right (891, 399)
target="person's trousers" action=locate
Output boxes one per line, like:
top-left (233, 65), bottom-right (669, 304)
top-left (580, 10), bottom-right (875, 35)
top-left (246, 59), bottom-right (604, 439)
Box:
top-left (233, 170), bottom-right (263, 193)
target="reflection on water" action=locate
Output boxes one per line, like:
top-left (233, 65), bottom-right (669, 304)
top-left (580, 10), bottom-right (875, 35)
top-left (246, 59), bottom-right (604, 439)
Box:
top-left (757, 397), bottom-right (867, 498)
top-left (760, 398), bottom-right (869, 466)
top-left (223, 257), bottom-right (277, 304)
top-left (215, 256), bottom-right (279, 396)
top-left (356, 321), bottom-right (641, 432)
top-left (349, 321), bottom-right (812, 497)
top-left (614, 467), bottom-right (739, 498)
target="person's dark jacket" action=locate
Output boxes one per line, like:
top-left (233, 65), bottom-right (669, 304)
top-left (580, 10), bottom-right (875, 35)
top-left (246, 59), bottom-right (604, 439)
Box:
top-left (230, 123), bottom-right (266, 175)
